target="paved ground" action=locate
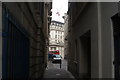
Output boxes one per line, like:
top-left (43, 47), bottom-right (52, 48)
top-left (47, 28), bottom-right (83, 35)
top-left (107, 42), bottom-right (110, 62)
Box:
top-left (43, 59), bottom-right (75, 79)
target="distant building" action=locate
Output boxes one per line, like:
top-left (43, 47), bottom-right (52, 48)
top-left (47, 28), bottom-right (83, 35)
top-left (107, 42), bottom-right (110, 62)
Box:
top-left (49, 21), bottom-right (64, 58)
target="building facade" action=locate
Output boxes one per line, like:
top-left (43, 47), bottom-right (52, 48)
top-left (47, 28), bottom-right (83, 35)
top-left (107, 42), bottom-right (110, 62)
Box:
top-left (67, 2), bottom-right (119, 79)
top-left (2, 2), bottom-right (52, 79)
top-left (63, 13), bottom-right (68, 59)
top-left (49, 21), bottom-right (64, 58)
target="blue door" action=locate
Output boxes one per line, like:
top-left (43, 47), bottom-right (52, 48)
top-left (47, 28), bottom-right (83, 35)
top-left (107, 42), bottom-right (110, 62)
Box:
top-left (2, 7), bottom-right (30, 79)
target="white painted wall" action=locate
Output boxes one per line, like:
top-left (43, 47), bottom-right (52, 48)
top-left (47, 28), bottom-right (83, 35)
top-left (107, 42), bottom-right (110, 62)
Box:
top-left (68, 2), bottom-right (118, 78)
top-left (100, 2), bottom-right (118, 78)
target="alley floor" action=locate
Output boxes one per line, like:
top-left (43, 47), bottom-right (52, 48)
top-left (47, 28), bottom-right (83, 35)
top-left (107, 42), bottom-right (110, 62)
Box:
top-left (43, 59), bottom-right (75, 80)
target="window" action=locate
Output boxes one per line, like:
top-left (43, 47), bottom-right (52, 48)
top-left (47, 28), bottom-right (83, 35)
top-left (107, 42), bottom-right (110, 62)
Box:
top-left (55, 23), bottom-right (57, 26)
top-left (51, 47), bottom-right (56, 50)
top-left (55, 35), bottom-right (57, 38)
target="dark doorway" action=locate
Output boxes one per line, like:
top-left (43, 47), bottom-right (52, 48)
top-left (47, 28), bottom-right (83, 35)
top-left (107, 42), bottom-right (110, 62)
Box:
top-left (80, 31), bottom-right (91, 78)
top-left (111, 13), bottom-right (120, 80)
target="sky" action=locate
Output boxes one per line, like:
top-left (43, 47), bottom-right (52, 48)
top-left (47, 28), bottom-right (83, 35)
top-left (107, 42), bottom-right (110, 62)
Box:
top-left (51, 0), bottom-right (68, 23)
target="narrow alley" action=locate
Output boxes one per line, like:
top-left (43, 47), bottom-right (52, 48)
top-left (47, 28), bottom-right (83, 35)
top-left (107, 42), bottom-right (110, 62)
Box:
top-left (1, 1), bottom-right (120, 80)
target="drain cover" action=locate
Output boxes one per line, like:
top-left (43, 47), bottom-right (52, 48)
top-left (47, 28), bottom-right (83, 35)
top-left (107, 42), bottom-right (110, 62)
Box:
top-left (56, 74), bottom-right (60, 75)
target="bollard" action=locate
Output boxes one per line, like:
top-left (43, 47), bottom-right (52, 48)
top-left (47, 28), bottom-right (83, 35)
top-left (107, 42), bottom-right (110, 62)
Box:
top-left (60, 60), bottom-right (62, 69)
top-left (60, 63), bottom-right (61, 69)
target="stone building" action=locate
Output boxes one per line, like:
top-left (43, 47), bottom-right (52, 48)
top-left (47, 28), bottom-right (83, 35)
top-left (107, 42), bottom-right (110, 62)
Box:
top-left (49, 20), bottom-right (64, 58)
top-left (1, 2), bottom-right (52, 79)
top-left (67, 2), bottom-right (119, 79)
top-left (63, 13), bottom-right (68, 59)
